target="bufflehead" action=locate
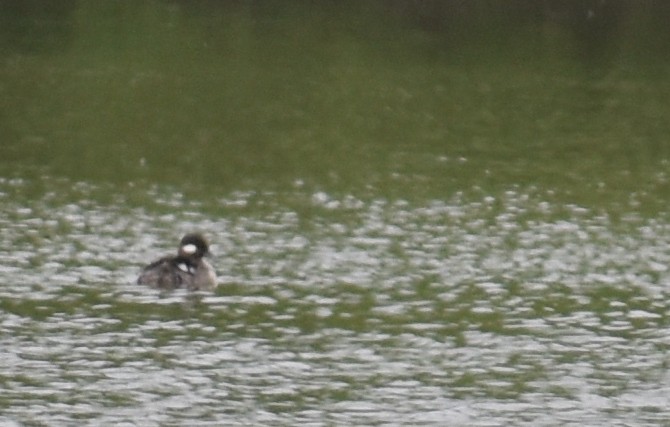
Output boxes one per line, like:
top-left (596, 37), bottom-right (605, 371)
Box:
top-left (137, 233), bottom-right (217, 291)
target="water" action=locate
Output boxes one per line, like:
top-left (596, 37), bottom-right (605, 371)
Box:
top-left (0, 177), bottom-right (668, 426)
top-left (2, 2), bottom-right (670, 426)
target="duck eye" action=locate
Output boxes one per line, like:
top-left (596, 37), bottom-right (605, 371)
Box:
top-left (181, 243), bottom-right (197, 255)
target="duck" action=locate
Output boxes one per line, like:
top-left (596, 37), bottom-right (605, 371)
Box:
top-left (137, 233), bottom-right (217, 291)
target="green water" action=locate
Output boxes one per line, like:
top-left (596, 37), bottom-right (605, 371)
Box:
top-left (1, 2), bottom-right (670, 425)
top-left (3, 1), bottom-right (670, 206)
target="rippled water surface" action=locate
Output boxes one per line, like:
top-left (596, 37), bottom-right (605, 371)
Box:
top-left (1, 177), bottom-right (669, 426)
top-left (3, 2), bottom-right (670, 425)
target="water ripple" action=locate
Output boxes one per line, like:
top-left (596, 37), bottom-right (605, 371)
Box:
top-left (0, 179), bottom-right (669, 425)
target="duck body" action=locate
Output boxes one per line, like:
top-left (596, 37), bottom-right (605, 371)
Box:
top-left (137, 233), bottom-right (217, 291)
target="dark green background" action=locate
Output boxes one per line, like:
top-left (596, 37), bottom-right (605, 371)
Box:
top-left (2, 0), bottom-right (670, 208)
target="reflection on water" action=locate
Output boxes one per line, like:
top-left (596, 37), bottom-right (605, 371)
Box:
top-left (3, 1), bottom-right (670, 209)
top-left (1, 177), bottom-right (668, 425)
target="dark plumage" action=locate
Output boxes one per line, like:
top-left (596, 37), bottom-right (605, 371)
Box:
top-left (137, 233), bottom-right (217, 291)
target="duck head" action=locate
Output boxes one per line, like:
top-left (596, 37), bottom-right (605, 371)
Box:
top-left (178, 233), bottom-right (211, 259)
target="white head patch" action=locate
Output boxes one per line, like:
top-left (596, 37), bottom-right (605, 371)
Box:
top-left (181, 243), bottom-right (197, 255)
